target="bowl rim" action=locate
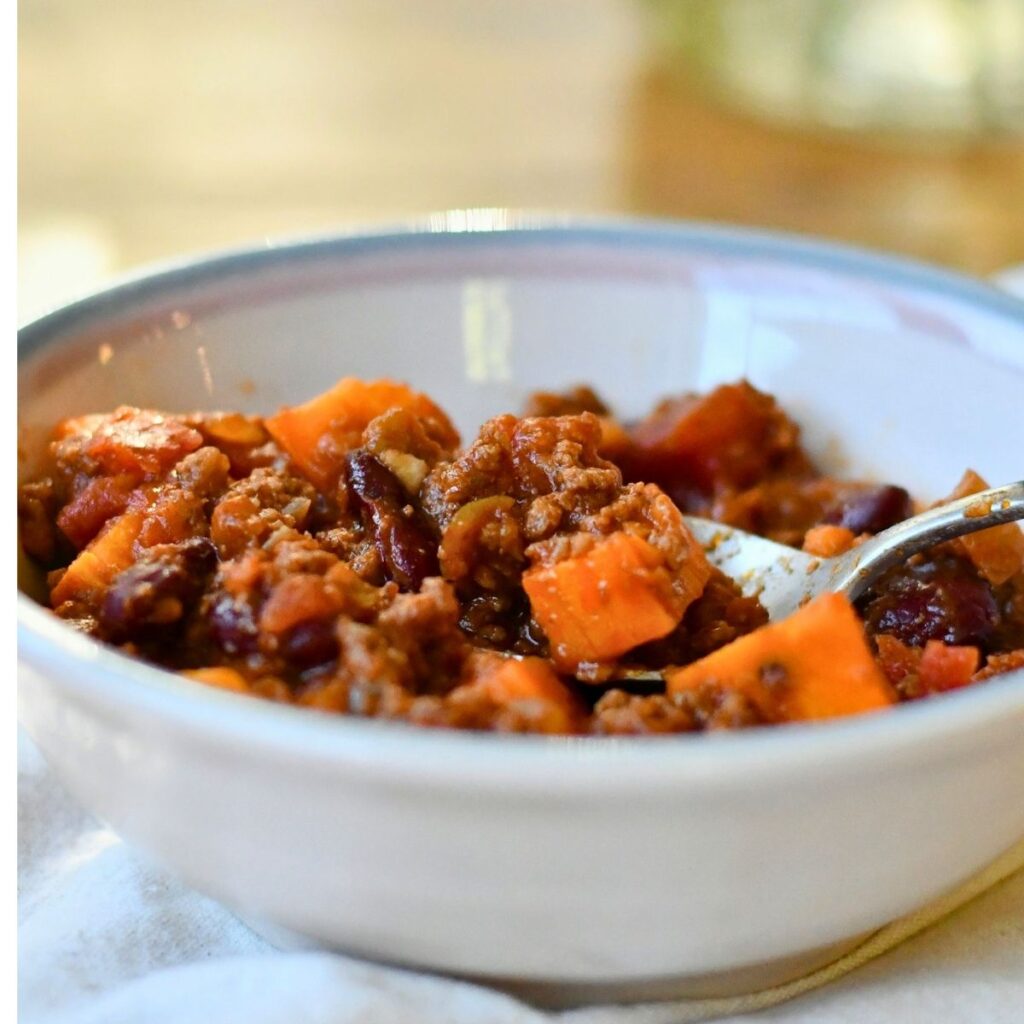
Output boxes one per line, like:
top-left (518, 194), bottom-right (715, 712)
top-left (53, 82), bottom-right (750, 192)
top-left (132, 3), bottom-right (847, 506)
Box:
top-left (18, 211), bottom-right (1024, 792)
top-left (19, 209), bottom-right (1024, 342)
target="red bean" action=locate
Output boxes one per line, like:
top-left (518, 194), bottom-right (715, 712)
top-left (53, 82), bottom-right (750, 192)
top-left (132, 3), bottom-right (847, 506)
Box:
top-left (825, 485), bottom-right (912, 536)
top-left (101, 537), bottom-right (216, 639)
top-left (346, 450), bottom-right (405, 504)
top-left (862, 555), bottom-right (999, 648)
top-left (346, 451), bottom-right (438, 591)
top-left (209, 591), bottom-right (260, 655)
top-left (281, 619), bottom-right (339, 669)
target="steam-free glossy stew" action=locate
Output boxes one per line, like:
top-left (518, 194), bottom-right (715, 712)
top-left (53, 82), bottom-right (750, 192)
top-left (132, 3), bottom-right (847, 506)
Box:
top-left (18, 378), bottom-right (1024, 734)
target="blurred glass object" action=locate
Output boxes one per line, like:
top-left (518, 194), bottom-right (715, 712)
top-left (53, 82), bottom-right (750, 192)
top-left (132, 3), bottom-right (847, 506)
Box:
top-left (647, 0), bottom-right (1024, 137)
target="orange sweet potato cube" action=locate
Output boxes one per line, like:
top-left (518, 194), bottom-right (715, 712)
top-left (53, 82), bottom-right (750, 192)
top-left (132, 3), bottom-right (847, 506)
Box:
top-left (667, 594), bottom-right (894, 722)
top-left (524, 532), bottom-right (697, 670)
top-left (947, 469), bottom-right (1024, 585)
top-left (266, 377), bottom-right (458, 491)
top-left (50, 509), bottom-right (146, 607)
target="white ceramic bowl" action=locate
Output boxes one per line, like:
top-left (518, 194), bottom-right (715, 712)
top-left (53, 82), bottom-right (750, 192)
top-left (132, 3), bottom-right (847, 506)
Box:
top-left (18, 215), bottom-right (1024, 1004)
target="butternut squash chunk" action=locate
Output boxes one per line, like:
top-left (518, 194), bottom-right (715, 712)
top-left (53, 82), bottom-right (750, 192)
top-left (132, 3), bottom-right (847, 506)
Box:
top-left (265, 377), bottom-right (458, 491)
top-left (50, 488), bottom-right (202, 607)
top-left (50, 510), bottom-right (146, 606)
top-left (523, 531), bottom-right (694, 670)
top-left (56, 474), bottom-right (136, 549)
top-left (875, 633), bottom-right (921, 686)
top-left (183, 667), bottom-right (250, 693)
top-left (464, 652), bottom-right (579, 732)
top-left (918, 640), bottom-right (979, 693)
top-left (947, 469), bottom-right (1024, 585)
top-left (876, 634), bottom-right (979, 697)
top-left (624, 381), bottom-right (807, 495)
top-left (480, 655), bottom-right (571, 706)
top-left (802, 524), bottom-right (857, 558)
top-left (55, 408), bottom-right (202, 478)
top-left (667, 594), bottom-right (894, 722)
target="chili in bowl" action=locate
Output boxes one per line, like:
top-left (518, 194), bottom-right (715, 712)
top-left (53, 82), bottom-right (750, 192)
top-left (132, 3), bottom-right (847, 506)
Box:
top-left (17, 218), bottom-right (1024, 1002)
top-left (19, 377), bottom-right (1024, 734)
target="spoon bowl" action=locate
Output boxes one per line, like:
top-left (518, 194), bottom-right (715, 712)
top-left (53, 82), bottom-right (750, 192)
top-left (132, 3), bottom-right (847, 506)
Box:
top-left (601, 481), bottom-right (1024, 684)
top-left (687, 480), bottom-right (1024, 621)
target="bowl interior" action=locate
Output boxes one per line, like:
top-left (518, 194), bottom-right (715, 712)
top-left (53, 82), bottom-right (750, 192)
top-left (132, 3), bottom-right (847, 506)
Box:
top-left (18, 221), bottom-right (1024, 558)
top-left (18, 225), bottom-right (1024, 995)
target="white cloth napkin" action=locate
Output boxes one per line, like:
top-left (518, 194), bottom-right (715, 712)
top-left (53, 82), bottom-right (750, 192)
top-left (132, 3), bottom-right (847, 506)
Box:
top-left (18, 727), bottom-right (1024, 1024)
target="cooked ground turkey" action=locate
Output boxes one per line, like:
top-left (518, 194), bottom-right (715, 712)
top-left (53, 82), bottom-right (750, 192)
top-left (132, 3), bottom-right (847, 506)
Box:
top-left (18, 379), bottom-right (1024, 735)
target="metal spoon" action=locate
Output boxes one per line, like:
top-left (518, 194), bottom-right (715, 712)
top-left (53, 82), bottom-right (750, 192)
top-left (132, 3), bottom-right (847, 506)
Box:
top-left (506, 481), bottom-right (1024, 682)
top-left (686, 479), bottom-right (1024, 622)
top-left (590, 480), bottom-right (1024, 684)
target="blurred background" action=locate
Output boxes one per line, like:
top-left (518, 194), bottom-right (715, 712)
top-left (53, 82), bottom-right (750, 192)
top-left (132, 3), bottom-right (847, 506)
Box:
top-left (18, 0), bottom-right (1024, 320)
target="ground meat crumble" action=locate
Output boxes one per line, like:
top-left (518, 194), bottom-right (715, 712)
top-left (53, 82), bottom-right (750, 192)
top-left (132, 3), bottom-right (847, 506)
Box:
top-left (18, 378), bottom-right (1024, 735)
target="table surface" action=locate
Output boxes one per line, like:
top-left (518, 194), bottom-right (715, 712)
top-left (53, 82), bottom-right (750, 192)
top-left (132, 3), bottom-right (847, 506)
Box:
top-left (18, 0), bottom-right (1024, 321)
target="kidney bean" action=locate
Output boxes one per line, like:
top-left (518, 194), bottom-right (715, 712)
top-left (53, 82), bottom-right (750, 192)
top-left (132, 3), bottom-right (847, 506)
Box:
top-left (825, 485), bottom-right (913, 536)
top-left (281, 619), bottom-right (340, 670)
top-left (208, 591), bottom-right (260, 655)
top-left (862, 556), bottom-right (999, 648)
top-left (346, 451), bottom-right (438, 591)
top-left (101, 537), bottom-right (216, 638)
top-left (346, 449), bottom-right (406, 502)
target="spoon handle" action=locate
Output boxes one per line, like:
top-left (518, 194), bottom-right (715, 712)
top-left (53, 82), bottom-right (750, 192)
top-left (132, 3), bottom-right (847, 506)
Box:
top-left (827, 480), bottom-right (1024, 603)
